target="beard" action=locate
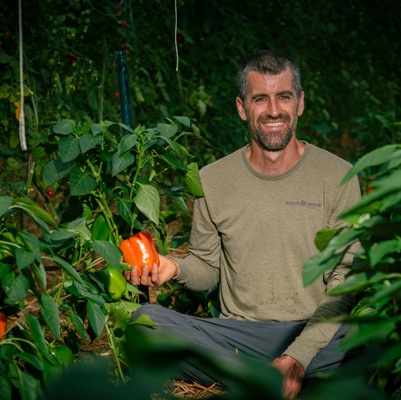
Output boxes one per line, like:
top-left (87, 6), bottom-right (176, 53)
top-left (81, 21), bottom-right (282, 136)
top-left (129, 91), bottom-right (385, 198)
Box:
top-left (247, 113), bottom-right (298, 152)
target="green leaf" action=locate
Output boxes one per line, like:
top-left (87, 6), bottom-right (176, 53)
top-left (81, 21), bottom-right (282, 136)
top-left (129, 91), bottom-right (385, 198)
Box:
top-left (42, 159), bottom-right (75, 186)
top-left (157, 122), bottom-right (178, 138)
top-left (53, 119), bottom-right (74, 135)
top-left (111, 151), bottom-right (135, 176)
top-left (16, 352), bottom-right (44, 372)
top-left (109, 300), bottom-right (141, 330)
top-left (173, 116), bottom-right (191, 127)
top-left (91, 123), bottom-right (103, 135)
top-left (0, 196), bottom-right (13, 217)
top-left (185, 163), bottom-right (203, 196)
top-left (86, 299), bottom-right (106, 337)
top-left (340, 145), bottom-right (401, 185)
top-left (327, 271), bottom-right (388, 295)
top-left (370, 280), bottom-right (401, 303)
top-left (314, 227), bottom-right (343, 252)
top-left (130, 312), bottom-right (159, 328)
top-left (134, 184), bottom-right (160, 225)
top-left (25, 311), bottom-right (50, 356)
top-left (0, 375), bottom-right (12, 400)
top-left (20, 232), bottom-right (42, 261)
top-left (339, 318), bottom-right (397, 350)
top-left (92, 240), bottom-right (122, 267)
top-left (369, 239), bottom-right (401, 267)
top-left (303, 252), bottom-right (345, 288)
top-left (159, 155), bottom-right (189, 171)
top-left (118, 133), bottom-right (137, 155)
top-left (12, 197), bottom-right (57, 229)
top-left (6, 274), bottom-right (30, 303)
top-left (30, 263), bottom-right (47, 292)
top-left (340, 170), bottom-right (401, 222)
top-left (18, 370), bottom-right (39, 400)
top-left (68, 310), bottom-right (88, 344)
top-left (79, 133), bottom-right (102, 153)
top-left (59, 135), bottom-right (81, 162)
top-left (117, 199), bottom-right (133, 226)
top-left (52, 255), bottom-right (84, 283)
top-left (15, 248), bottom-right (36, 270)
top-left (69, 166), bottom-right (97, 196)
top-left (65, 218), bottom-right (92, 241)
top-left (40, 294), bottom-right (61, 340)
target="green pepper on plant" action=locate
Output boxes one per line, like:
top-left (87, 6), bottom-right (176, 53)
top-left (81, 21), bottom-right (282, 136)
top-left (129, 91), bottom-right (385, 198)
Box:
top-left (97, 264), bottom-right (127, 301)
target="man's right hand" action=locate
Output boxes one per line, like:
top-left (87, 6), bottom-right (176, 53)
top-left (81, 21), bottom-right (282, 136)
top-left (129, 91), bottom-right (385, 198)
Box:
top-left (124, 255), bottom-right (180, 287)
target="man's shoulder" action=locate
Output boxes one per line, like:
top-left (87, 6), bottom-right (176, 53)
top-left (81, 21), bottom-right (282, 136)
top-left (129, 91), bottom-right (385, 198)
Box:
top-left (307, 143), bottom-right (353, 172)
top-left (200, 147), bottom-right (245, 176)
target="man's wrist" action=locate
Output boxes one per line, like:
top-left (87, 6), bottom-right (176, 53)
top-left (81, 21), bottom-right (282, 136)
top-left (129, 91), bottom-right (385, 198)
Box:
top-left (165, 255), bottom-right (180, 279)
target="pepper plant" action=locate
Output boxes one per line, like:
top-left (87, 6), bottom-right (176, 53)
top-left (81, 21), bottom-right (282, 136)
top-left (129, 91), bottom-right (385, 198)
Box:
top-left (0, 114), bottom-right (205, 399)
top-left (302, 142), bottom-right (401, 398)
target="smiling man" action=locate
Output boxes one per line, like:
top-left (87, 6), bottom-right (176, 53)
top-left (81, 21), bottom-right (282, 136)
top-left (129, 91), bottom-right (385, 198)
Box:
top-left (126, 50), bottom-right (361, 399)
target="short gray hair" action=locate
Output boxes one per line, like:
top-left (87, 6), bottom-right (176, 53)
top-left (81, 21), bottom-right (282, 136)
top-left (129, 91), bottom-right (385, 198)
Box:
top-left (237, 50), bottom-right (303, 101)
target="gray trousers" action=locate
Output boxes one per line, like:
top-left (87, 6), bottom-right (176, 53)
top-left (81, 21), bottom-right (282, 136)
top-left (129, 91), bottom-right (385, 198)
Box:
top-left (131, 304), bottom-right (353, 388)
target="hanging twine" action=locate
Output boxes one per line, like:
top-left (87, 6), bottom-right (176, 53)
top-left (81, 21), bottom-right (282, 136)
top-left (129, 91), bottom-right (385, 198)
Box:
top-left (18, 0), bottom-right (27, 151)
top-left (174, 0), bottom-right (179, 72)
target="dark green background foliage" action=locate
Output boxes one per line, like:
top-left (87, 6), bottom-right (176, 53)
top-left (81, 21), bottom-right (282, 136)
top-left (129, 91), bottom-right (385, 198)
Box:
top-left (0, 0), bottom-right (400, 169)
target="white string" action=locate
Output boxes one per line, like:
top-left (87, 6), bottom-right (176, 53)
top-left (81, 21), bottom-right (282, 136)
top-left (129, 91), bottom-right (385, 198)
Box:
top-left (174, 0), bottom-right (179, 71)
top-left (18, 0), bottom-right (27, 151)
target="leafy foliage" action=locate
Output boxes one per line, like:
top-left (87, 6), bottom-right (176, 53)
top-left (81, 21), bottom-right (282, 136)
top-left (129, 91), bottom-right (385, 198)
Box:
top-left (303, 144), bottom-right (401, 397)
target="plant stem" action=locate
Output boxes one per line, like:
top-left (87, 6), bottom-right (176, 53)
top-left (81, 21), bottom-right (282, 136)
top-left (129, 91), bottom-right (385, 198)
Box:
top-left (105, 322), bottom-right (126, 384)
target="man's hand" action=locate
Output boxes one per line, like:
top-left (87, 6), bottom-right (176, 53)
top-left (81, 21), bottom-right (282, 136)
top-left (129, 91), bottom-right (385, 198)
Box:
top-left (271, 355), bottom-right (304, 400)
top-left (124, 255), bottom-right (179, 287)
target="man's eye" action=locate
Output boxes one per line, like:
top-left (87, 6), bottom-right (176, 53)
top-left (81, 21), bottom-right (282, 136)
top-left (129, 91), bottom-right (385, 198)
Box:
top-left (255, 97), bottom-right (266, 102)
top-left (280, 95), bottom-right (291, 101)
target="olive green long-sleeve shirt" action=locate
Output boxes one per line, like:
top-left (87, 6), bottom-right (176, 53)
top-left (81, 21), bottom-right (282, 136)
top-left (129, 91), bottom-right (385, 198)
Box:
top-left (175, 143), bottom-right (361, 370)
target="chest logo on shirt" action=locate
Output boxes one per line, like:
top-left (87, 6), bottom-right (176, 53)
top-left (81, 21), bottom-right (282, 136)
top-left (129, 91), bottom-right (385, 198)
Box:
top-left (285, 200), bottom-right (321, 208)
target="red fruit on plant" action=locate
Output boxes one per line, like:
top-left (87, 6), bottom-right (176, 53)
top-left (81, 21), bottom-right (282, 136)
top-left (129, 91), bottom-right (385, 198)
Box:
top-left (47, 189), bottom-right (55, 197)
top-left (119, 19), bottom-right (126, 28)
top-left (115, 92), bottom-right (120, 98)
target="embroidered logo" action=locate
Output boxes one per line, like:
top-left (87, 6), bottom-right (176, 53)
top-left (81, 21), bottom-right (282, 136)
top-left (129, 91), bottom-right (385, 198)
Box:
top-left (285, 200), bottom-right (321, 208)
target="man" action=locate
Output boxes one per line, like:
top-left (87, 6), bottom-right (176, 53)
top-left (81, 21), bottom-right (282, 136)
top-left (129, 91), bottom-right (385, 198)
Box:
top-left (125, 50), bottom-right (361, 399)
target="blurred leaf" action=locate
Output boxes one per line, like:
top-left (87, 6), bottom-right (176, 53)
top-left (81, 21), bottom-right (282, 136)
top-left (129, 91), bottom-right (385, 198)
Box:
top-left (53, 119), bottom-right (74, 135)
top-left (0, 196), bottom-right (13, 217)
top-left (314, 227), bottom-right (343, 251)
top-left (327, 271), bottom-right (388, 295)
top-left (339, 318), bottom-right (397, 351)
top-left (340, 145), bottom-right (401, 185)
top-left (368, 239), bottom-right (401, 266)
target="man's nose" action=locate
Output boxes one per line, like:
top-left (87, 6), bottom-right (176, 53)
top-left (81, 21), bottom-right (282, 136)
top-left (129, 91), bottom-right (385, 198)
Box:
top-left (265, 99), bottom-right (280, 117)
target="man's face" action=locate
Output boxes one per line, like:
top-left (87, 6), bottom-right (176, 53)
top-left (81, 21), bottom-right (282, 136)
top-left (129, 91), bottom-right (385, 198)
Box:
top-left (236, 68), bottom-right (304, 151)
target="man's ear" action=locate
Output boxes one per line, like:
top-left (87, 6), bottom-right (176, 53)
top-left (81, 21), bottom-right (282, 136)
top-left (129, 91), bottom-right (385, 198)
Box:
top-left (297, 91), bottom-right (305, 117)
top-left (236, 97), bottom-right (247, 121)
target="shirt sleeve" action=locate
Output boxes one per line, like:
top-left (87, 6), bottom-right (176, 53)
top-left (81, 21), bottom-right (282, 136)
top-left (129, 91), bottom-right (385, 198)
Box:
top-left (283, 174), bottom-right (361, 370)
top-left (174, 195), bottom-right (220, 292)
